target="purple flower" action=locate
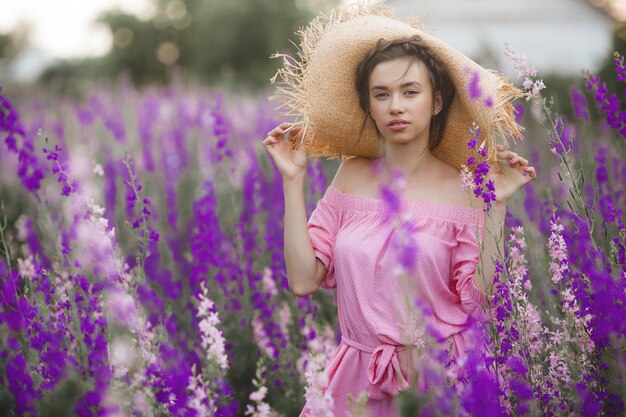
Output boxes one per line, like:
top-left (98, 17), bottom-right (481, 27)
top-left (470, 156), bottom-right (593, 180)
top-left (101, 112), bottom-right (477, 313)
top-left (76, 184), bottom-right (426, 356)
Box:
top-left (378, 170), bottom-right (419, 271)
top-left (104, 112), bottom-right (127, 143)
top-left (6, 353), bottom-right (39, 415)
top-left (509, 378), bottom-right (532, 400)
top-left (210, 94), bottom-right (234, 163)
top-left (576, 382), bottom-right (603, 417)
top-left (468, 136), bottom-right (479, 150)
top-left (41, 133), bottom-right (79, 197)
top-left (507, 355), bottom-right (527, 376)
top-left (585, 69), bottom-right (626, 139)
top-left (137, 95), bottom-right (158, 172)
top-left (468, 70), bottom-right (483, 100)
top-left (551, 115), bottom-right (575, 157)
top-left (570, 86), bottom-right (590, 124)
top-left (475, 161), bottom-right (490, 177)
top-left (464, 126), bottom-right (497, 210)
top-left (188, 180), bottom-right (232, 298)
top-left (1, 88), bottom-right (45, 192)
top-left (615, 53), bottom-right (626, 83)
top-left (460, 368), bottom-right (506, 416)
top-left (595, 146), bottom-right (609, 185)
top-left (379, 183), bottom-right (402, 216)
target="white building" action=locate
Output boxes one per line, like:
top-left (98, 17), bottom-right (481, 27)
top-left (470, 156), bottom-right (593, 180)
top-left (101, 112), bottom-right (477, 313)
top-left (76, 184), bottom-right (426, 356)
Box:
top-left (0, 47), bottom-right (56, 85)
top-left (387, 0), bottom-right (614, 76)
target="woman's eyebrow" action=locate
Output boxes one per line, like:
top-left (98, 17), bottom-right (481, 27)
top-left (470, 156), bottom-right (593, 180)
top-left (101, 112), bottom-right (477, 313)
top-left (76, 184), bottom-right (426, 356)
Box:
top-left (370, 81), bottom-right (422, 90)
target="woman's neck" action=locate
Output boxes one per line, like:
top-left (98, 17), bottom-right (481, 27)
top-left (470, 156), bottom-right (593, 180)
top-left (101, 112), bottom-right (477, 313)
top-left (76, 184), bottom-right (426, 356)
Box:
top-left (379, 141), bottom-right (435, 180)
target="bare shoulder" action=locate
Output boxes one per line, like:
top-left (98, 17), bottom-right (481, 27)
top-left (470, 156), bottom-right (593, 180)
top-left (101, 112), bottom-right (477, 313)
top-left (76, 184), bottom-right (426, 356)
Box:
top-left (436, 161), bottom-right (483, 209)
top-left (330, 156), bottom-right (375, 193)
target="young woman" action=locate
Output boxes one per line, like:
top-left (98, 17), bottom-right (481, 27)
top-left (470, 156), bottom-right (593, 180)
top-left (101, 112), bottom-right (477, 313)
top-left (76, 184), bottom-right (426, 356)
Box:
top-left (264, 5), bottom-right (536, 417)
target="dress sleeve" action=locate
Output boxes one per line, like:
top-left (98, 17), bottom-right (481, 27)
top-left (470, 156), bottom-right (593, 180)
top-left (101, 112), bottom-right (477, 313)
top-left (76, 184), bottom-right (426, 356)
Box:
top-left (307, 190), bottom-right (340, 289)
top-left (451, 220), bottom-right (491, 320)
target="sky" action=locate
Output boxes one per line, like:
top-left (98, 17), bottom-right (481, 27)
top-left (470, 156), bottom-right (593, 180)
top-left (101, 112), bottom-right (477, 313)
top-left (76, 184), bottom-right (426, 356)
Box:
top-left (0, 0), bottom-right (154, 59)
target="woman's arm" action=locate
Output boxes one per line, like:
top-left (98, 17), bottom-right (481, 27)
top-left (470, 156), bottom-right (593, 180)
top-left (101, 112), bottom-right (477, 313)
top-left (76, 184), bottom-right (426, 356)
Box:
top-left (475, 203), bottom-right (506, 295)
top-left (477, 145), bottom-right (537, 296)
top-left (283, 177), bottom-right (328, 296)
top-left (263, 123), bottom-right (327, 296)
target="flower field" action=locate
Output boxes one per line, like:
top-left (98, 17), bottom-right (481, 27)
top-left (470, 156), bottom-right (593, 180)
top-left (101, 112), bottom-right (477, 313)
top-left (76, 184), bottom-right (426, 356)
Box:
top-left (0, 52), bottom-right (625, 416)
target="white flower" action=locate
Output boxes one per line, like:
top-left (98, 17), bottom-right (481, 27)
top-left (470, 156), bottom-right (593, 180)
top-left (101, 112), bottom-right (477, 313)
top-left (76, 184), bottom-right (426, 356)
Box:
top-left (16, 215), bottom-right (29, 241)
top-left (278, 303), bottom-right (291, 337)
top-left (110, 338), bottom-right (134, 373)
top-left (249, 386), bottom-right (267, 402)
top-left (93, 163), bottom-right (104, 176)
top-left (197, 284), bottom-right (229, 370)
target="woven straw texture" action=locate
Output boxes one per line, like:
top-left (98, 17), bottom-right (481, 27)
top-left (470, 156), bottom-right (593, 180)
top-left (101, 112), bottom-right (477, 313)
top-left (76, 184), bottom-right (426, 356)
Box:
top-left (271, 1), bottom-right (524, 170)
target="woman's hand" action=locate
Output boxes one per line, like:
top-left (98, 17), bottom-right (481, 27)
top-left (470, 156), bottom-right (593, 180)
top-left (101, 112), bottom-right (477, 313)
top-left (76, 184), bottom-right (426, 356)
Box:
top-left (262, 122), bottom-right (308, 182)
top-left (488, 144), bottom-right (537, 206)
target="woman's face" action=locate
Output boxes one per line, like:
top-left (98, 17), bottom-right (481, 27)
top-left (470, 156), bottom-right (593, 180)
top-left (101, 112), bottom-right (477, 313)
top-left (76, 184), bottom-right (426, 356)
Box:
top-left (368, 57), bottom-right (442, 146)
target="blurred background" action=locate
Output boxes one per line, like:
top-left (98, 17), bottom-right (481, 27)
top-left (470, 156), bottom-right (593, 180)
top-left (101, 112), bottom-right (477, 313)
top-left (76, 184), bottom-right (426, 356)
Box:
top-left (0, 0), bottom-right (625, 96)
top-left (1, 2), bottom-right (625, 415)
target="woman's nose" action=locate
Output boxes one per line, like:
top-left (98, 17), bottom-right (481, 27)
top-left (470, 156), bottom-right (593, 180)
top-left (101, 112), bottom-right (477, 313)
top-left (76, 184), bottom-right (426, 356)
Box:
top-left (389, 94), bottom-right (404, 114)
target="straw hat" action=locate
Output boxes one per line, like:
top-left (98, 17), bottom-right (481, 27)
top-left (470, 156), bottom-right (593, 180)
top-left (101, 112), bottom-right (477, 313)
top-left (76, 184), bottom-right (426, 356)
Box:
top-left (270, 1), bottom-right (524, 170)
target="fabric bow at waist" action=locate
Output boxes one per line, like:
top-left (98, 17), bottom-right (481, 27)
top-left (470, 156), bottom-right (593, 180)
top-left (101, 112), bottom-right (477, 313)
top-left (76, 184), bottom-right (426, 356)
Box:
top-left (341, 336), bottom-right (411, 400)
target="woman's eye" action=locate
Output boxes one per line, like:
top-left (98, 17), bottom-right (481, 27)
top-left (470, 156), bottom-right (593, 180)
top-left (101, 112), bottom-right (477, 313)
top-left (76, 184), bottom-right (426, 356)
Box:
top-left (405, 90), bottom-right (418, 96)
top-left (374, 92), bottom-right (388, 99)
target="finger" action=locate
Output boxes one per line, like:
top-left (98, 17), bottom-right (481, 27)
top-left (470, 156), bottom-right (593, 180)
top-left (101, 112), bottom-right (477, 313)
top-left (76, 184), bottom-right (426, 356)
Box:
top-left (267, 122), bottom-right (292, 137)
top-left (285, 126), bottom-right (304, 145)
top-left (508, 156), bottom-right (528, 166)
top-left (286, 126), bottom-right (303, 141)
top-left (497, 150), bottom-right (529, 167)
top-left (262, 137), bottom-right (276, 146)
top-left (522, 166), bottom-right (537, 179)
top-left (497, 150), bottom-right (517, 160)
top-left (283, 125), bottom-right (295, 139)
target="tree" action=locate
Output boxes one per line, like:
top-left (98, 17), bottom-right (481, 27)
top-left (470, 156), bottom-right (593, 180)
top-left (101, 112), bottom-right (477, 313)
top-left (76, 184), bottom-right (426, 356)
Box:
top-left (89, 0), bottom-right (336, 87)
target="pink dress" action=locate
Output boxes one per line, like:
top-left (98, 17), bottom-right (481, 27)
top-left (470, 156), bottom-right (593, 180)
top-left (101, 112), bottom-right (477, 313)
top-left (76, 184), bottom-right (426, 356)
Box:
top-left (300, 185), bottom-right (488, 417)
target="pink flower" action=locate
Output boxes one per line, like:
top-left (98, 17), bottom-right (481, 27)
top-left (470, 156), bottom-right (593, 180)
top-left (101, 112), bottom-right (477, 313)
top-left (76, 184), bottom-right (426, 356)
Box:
top-left (17, 256), bottom-right (36, 280)
top-left (459, 165), bottom-right (476, 192)
top-left (299, 319), bottom-right (336, 416)
top-left (548, 219), bottom-right (568, 284)
top-left (187, 366), bottom-right (217, 416)
top-left (278, 303), bottom-right (291, 337)
top-left (505, 43), bottom-right (537, 78)
top-left (523, 79), bottom-right (533, 90)
top-left (531, 80), bottom-right (546, 96)
top-left (303, 352), bottom-right (334, 417)
top-left (261, 267), bottom-right (278, 297)
top-left (505, 43), bottom-right (545, 100)
top-left (252, 315), bottom-right (278, 359)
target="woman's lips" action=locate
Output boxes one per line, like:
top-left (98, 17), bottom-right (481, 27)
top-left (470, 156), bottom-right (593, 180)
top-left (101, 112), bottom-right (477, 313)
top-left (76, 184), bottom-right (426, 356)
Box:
top-left (387, 120), bottom-right (410, 132)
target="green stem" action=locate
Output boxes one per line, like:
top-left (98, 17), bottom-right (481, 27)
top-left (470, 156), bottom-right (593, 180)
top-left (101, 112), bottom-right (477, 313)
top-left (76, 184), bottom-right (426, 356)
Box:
top-left (123, 153), bottom-right (151, 272)
top-left (540, 100), bottom-right (599, 253)
top-left (0, 202), bottom-right (12, 270)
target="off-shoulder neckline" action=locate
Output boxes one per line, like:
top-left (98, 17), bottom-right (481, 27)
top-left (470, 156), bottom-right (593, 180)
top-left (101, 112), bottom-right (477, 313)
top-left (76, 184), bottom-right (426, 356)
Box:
top-left (324, 185), bottom-right (484, 226)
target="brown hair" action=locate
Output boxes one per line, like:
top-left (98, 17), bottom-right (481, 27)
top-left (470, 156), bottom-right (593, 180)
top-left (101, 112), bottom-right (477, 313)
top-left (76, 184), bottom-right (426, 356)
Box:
top-left (355, 35), bottom-right (456, 150)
